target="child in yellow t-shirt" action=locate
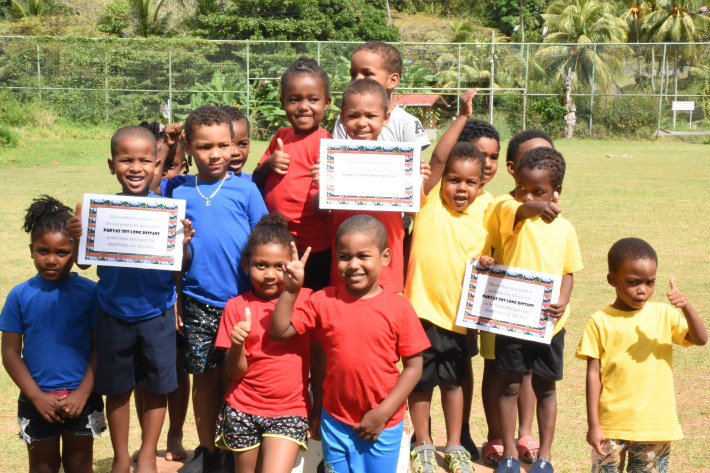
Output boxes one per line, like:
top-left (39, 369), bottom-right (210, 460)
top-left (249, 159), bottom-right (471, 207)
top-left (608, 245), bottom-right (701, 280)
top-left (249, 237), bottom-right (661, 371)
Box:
top-left (479, 147), bottom-right (583, 473)
top-left (576, 238), bottom-right (707, 473)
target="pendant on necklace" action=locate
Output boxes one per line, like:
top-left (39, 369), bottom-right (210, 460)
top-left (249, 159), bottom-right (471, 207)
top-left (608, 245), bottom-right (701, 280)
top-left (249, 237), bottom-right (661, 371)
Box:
top-left (205, 200), bottom-right (211, 206)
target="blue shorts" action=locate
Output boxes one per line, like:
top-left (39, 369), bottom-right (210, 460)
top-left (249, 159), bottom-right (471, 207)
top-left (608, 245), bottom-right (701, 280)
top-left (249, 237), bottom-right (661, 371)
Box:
top-left (320, 409), bottom-right (403, 473)
top-left (95, 306), bottom-right (178, 396)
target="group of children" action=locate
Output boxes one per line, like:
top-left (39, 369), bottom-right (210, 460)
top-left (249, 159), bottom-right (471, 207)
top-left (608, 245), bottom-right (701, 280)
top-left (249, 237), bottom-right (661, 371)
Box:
top-left (1, 40), bottom-right (706, 473)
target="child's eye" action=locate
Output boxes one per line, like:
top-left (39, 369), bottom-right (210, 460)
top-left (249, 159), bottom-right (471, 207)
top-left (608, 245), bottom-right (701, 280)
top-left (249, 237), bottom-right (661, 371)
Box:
top-left (648, 280), bottom-right (655, 286)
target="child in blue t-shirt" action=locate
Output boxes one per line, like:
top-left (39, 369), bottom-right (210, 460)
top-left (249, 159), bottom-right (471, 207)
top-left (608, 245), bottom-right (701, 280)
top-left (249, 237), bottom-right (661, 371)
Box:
top-left (172, 105), bottom-right (267, 471)
top-left (1, 196), bottom-right (106, 473)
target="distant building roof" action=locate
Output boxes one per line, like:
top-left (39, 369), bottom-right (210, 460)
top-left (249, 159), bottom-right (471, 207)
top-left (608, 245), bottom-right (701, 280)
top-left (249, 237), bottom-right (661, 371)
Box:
top-left (392, 94), bottom-right (449, 108)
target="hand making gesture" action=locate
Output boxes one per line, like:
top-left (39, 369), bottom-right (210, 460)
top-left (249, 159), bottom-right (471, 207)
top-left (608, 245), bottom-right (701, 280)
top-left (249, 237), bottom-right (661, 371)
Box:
top-left (230, 307), bottom-right (252, 347)
top-left (268, 138), bottom-right (291, 175)
top-left (283, 242), bottom-right (311, 294)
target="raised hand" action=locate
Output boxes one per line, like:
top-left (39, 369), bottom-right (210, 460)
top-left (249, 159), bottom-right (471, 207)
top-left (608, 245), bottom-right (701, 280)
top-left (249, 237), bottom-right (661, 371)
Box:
top-left (419, 159), bottom-right (431, 184)
top-left (540, 191), bottom-right (561, 223)
top-left (283, 242), bottom-right (310, 293)
top-left (66, 202), bottom-right (83, 241)
top-left (164, 123), bottom-right (184, 146)
top-left (230, 307), bottom-right (252, 347)
top-left (667, 276), bottom-right (688, 309)
top-left (270, 138), bottom-right (291, 175)
top-left (459, 88), bottom-right (479, 118)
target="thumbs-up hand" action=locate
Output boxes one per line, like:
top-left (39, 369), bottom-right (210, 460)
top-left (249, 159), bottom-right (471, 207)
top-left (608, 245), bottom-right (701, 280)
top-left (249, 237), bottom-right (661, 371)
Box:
top-left (310, 160), bottom-right (320, 186)
top-left (230, 307), bottom-right (252, 347)
top-left (66, 202), bottom-right (84, 240)
top-left (269, 138), bottom-right (290, 175)
top-left (667, 276), bottom-right (688, 309)
top-left (540, 191), bottom-right (561, 224)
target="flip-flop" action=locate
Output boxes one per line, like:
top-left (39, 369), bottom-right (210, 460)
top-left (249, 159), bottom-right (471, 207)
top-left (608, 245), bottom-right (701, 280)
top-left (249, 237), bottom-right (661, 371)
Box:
top-left (496, 456), bottom-right (521, 473)
top-left (516, 435), bottom-right (540, 464)
top-left (529, 458), bottom-right (554, 472)
top-left (482, 439), bottom-right (504, 466)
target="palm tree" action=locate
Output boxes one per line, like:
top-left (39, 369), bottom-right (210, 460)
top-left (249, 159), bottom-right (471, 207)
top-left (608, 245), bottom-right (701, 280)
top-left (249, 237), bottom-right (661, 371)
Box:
top-left (10, 0), bottom-right (54, 17)
top-left (129, 0), bottom-right (170, 37)
top-left (642, 0), bottom-right (710, 98)
top-left (620, 1), bottom-right (655, 92)
top-left (533, 0), bottom-right (629, 91)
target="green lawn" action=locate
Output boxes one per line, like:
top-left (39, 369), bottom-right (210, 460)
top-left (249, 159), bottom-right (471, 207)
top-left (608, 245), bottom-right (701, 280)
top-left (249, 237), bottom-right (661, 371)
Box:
top-left (0, 139), bottom-right (709, 472)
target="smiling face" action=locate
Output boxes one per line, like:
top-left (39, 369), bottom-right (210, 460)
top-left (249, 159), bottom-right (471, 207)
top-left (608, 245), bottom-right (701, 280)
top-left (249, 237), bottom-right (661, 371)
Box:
top-left (341, 92), bottom-right (390, 141)
top-left (243, 242), bottom-right (290, 300)
top-left (30, 230), bottom-right (74, 282)
top-left (609, 257), bottom-right (657, 311)
top-left (470, 137), bottom-right (499, 185)
top-left (185, 123), bottom-right (232, 181)
top-left (441, 159), bottom-right (484, 212)
top-left (514, 166), bottom-right (560, 203)
top-left (228, 119), bottom-right (251, 174)
top-left (336, 232), bottom-right (391, 299)
top-left (108, 137), bottom-right (156, 196)
top-left (281, 74), bottom-right (331, 134)
top-left (350, 50), bottom-right (399, 94)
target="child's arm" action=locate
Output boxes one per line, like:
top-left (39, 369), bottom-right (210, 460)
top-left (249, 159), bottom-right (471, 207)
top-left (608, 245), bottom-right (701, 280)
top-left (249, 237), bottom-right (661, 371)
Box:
top-left (546, 273), bottom-right (574, 320)
top-left (57, 329), bottom-right (98, 418)
top-left (66, 202), bottom-right (91, 270)
top-left (514, 191), bottom-right (561, 227)
top-left (1, 332), bottom-right (64, 423)
top-left (585, 357), bottom-right (607, 455)
top-left (270, 243), bottom-right (311, 341)
top-left (308, 341), bottom-right (326, 441)
top-left (225, 307), bottom-right (251, 380)
top-left (252, 138), bottom-right (290, 187)
top-left (353, 352), bottom-right (423, 442)
top-left (425, 88), bottom-right (478, 196)
top-left (157, 123), bottom-right (183, 172)
top-left (667, 276), bottom-right (708, 346)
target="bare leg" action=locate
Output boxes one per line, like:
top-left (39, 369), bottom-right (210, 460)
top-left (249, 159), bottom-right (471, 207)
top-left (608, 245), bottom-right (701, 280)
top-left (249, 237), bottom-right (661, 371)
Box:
top-left (192, 366), bottom-right (223, 452)
top-left (497, 373), bottom-right (524, 459)
top-left (517, 370), bottom-right (538, 461)
top-left (532, 374), bottom-right (556, 461)
top-left (61, 433), bottom-right (94, 473)
top-left (481, 359), bottom-right (500, 441)
top-left (27, 436), bottom-right (61, 473)
top-left (233, 447), bottom-right (259, 473)
top-left (132, 386), bottom-right (145, 462)
top-left (260, 437), bottom-right (302, 473)
top-left (166, 345), bottom-right (190, 461)
top-left (409, 389), bottom-right (434, 445)
top-left (136, 390), bottom-right (167, 473)
top-left (106, 389), bottom-right (133, 473)
top-left (440, 380), bottom-right (464, 448)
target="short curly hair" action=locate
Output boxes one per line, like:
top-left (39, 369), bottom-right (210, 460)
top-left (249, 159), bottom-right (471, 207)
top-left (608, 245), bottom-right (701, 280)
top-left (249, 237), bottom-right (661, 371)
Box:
top-left (608, 238), bottom-right (658, 273)
top-left (241, 213), bottom-right (294, 264)
top-left (221, 106), bottom-right (250, 136)
top-left (506, 129), bottom-right (554, 163)
top-left (110, 125), bottom-right (157, 158)
top-left (280, 56), bottom-right (331, 101)
top-left (352, 41), bottom-right (403, 76)
top-left (341, 78), bottom-right (388, 114)
top-left (457, 119), bottom-right (500, 148)
top-left (517, 146), bottom-right (566, 189)
top-left (444, 142), bottom-right (486, 180)
top-left (184, 105), bottom-right (233, 143)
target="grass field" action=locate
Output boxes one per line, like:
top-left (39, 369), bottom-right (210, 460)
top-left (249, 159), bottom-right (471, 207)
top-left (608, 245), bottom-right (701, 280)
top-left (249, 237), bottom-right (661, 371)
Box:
top-left (0, 138), bottom-right (709, 472)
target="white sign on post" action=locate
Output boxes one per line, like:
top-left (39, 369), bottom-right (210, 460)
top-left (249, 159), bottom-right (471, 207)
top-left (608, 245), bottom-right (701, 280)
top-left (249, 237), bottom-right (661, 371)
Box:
top-left (672, 101), bottom-right (695, 111)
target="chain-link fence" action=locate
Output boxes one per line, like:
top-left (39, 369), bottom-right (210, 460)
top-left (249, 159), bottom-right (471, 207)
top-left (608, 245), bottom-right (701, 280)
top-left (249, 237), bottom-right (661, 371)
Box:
top-left (1, 36), bottom-right (709, 139)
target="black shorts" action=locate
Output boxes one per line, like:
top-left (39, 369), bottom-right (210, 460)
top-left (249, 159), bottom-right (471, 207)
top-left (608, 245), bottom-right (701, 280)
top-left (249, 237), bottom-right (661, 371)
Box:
top-left (17, 391), bottom-right (106, 443)
top-left (215, 402), bottom-right (308, 451)
top-left (413, 320), bottom-right (470, 392)
top-left (495, 328), bottom-right (566, 381)
top-left (182, 294), bottom-right (226, 375)
top-left (303, 248), bottom-right (331, 292)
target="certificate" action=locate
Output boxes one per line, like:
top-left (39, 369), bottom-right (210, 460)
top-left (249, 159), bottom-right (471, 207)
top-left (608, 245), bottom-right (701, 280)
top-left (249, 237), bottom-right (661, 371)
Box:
top-left (454, 260), bottom-right (561, 344)
top-left (319, 139), bottom-right (421, 212)
top-left (77, 193), bottom-right (186, 271)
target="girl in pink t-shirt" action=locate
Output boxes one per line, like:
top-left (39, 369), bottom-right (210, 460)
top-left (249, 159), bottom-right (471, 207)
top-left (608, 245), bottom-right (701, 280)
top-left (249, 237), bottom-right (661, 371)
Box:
top-left (215, 213), bottom-right (316, 472)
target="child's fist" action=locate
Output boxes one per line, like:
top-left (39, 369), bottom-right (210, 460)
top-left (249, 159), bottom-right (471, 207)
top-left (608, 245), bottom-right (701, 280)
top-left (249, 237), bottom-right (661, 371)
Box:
top-left (586, 426), bottom-right (607, 456)
top-left (270, 138), bottom-right (290, 175)
top-left (164, 123), bottom-right (184, 146)
top-left (66, 202), bottom-right (83, 240)
top-left (230, 307), bottom-right (252, 347)
top-left (310, 160), bottom-right (320, 186)
top-left (420, 159), bottom-right (431, 184)
top-left (459, 88), bottom-right (479, 118)
top-left (667, 276), bottom-right (688, 309)
top-left (353, 406), bottom-right (387, 442)
top-left (540, 191), bottom-right (561, 224)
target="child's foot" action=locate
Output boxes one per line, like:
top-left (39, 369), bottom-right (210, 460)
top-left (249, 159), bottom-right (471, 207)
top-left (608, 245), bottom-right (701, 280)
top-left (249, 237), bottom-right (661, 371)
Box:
top-left (528, 458), bottom-right (554, 472)
top-left (496, 456), bottom-right (521, 473)
top-left (482, 440), bottom-right (504, 466)
top-left (131, 449), bottom-right (140, 463)
top-left (166, 433), bottom-right (187, 461)
top-left (111, 456), bottom-right (132, 473)
top-left (515, 435), bottom-right (539, 464)
top-left (444, 445), bottom-right (475, 473)
top-left (411, 443), bottom-right (438, 473)
top-left (460, 423), bottom-right (480, 460)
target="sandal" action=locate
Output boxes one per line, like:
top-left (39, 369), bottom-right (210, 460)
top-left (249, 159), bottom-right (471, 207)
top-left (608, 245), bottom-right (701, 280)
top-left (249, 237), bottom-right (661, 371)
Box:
top-left (516, 435), bottom-right (540, 464)
top-left (482, 439), bottom-right (504, 466)
top-left (411, 443), bottom-right (438, 473)
top-left (444, 445), bottom-right (475, 473)
top-left (529, 458), bottom-right (554, 472)
top-left (496, 456), bottom-right (521, 473)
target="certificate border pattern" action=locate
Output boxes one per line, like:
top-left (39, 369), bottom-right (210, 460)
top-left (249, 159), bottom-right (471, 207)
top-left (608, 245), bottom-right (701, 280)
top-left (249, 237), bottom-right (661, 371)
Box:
top-left (84, 197), bottom-right (178, 266)
top-left (461, 263), bottom-right (555, 339)
top-left (324, 142), bottom-right (415, 208)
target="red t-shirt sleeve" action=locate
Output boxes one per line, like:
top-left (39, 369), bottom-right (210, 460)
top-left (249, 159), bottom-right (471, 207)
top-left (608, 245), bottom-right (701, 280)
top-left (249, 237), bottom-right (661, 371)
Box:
top-left (396, 298), bottom-right (431, 357)
top-left (215, 297), bottom-right (240, 350)
top-left (291, 291), bottom-right (321, 335)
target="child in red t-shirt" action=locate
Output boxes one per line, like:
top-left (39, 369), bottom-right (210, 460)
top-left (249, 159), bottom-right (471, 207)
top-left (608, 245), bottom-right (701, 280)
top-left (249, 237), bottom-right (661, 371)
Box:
top-left (214, 213), bottom-right (317, 472)
top-left (252, 56), bottom-right (334, 291)
top-left (271, 214), bottom-right (430, 472)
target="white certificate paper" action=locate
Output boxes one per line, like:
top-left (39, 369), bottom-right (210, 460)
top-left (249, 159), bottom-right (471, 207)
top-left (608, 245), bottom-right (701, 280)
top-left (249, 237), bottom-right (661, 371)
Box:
top-left (319, 139), bottom-right (421, 212)
top-left (78, 193), bottom-right (186, 271)
top-left (454, 260), bottom-right (561, 344)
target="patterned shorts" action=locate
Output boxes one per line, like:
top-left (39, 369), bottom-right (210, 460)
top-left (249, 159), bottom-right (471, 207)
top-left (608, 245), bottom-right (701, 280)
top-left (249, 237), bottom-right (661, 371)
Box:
top-left (17, 392), bottom-right (106, 444)
top-left (182, 294), bottom-right (226, 375)
top-left (215, 402), bottom-right (308, 451)
top-left (591, 439), bottom-right (671, 473)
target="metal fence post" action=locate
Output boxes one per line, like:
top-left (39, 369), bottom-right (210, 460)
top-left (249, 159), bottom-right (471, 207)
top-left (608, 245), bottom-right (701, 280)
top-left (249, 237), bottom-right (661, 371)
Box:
top-left (457, 43), bottom-right (461, 115)
top-left (246, 41), bottom-right (250, 119)
top-left (36, 41), bottom-right (41, 100)
top-left (589, 44), bottom-right (596, 135)
top-left (656, 43), bottom-right (667, 136)
top-left (317, 41), bottom-right (321, 64)
top-left (168, 46), bottom-right (173, 124)
top-left (489, 33), bottom-right (495, 124)
top-left (523, 43), bottom-right (529, 131)
top-left (104, 41), bottom-right (109, 125)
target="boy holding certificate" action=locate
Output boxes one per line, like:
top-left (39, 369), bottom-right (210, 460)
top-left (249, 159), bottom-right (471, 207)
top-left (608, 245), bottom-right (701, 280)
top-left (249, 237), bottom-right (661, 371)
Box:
top-left (577, 238), bottom-right (706, 473)
top-left (478, 147), bottom-right (583, 473)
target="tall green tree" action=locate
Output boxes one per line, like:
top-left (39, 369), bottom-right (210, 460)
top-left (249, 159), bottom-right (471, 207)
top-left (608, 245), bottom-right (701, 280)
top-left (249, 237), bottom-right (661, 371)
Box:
top-left (619, 1), bottom-right (655, 91)
top-left (128, 0), bottom-right (170, 37)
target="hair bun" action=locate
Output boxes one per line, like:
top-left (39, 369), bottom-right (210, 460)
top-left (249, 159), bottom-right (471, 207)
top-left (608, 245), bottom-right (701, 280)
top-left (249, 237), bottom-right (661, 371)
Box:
top-left (254, 212), bottom-right (289, 230)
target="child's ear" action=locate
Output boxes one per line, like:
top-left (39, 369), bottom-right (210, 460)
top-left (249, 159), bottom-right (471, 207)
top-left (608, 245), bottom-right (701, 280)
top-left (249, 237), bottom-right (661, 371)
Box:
top-left (240, 256), bottom-right (249, 274)
top-left (381, 247), bottom-right (392, 266)
top-left (107, 158), bottom-right (116, 175)
top-left (386, 72), bottom-right (400, 91)
top-left (383, 109), bottom-right (391, 128)
top-left (607, 272), bottom-right (617, 287)
top-left (29, 243), bottom-right (34, 257)
top-left (326, 95), bottom-right (332, 109)
top-left (554, 185), bottom-right (563, 196)
top-left (506, 160), bottom-right (516, 177)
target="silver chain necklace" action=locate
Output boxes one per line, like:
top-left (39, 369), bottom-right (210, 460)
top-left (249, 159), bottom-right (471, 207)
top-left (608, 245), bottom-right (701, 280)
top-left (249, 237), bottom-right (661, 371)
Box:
top-left (195, 175), bottom-right (228, 206)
